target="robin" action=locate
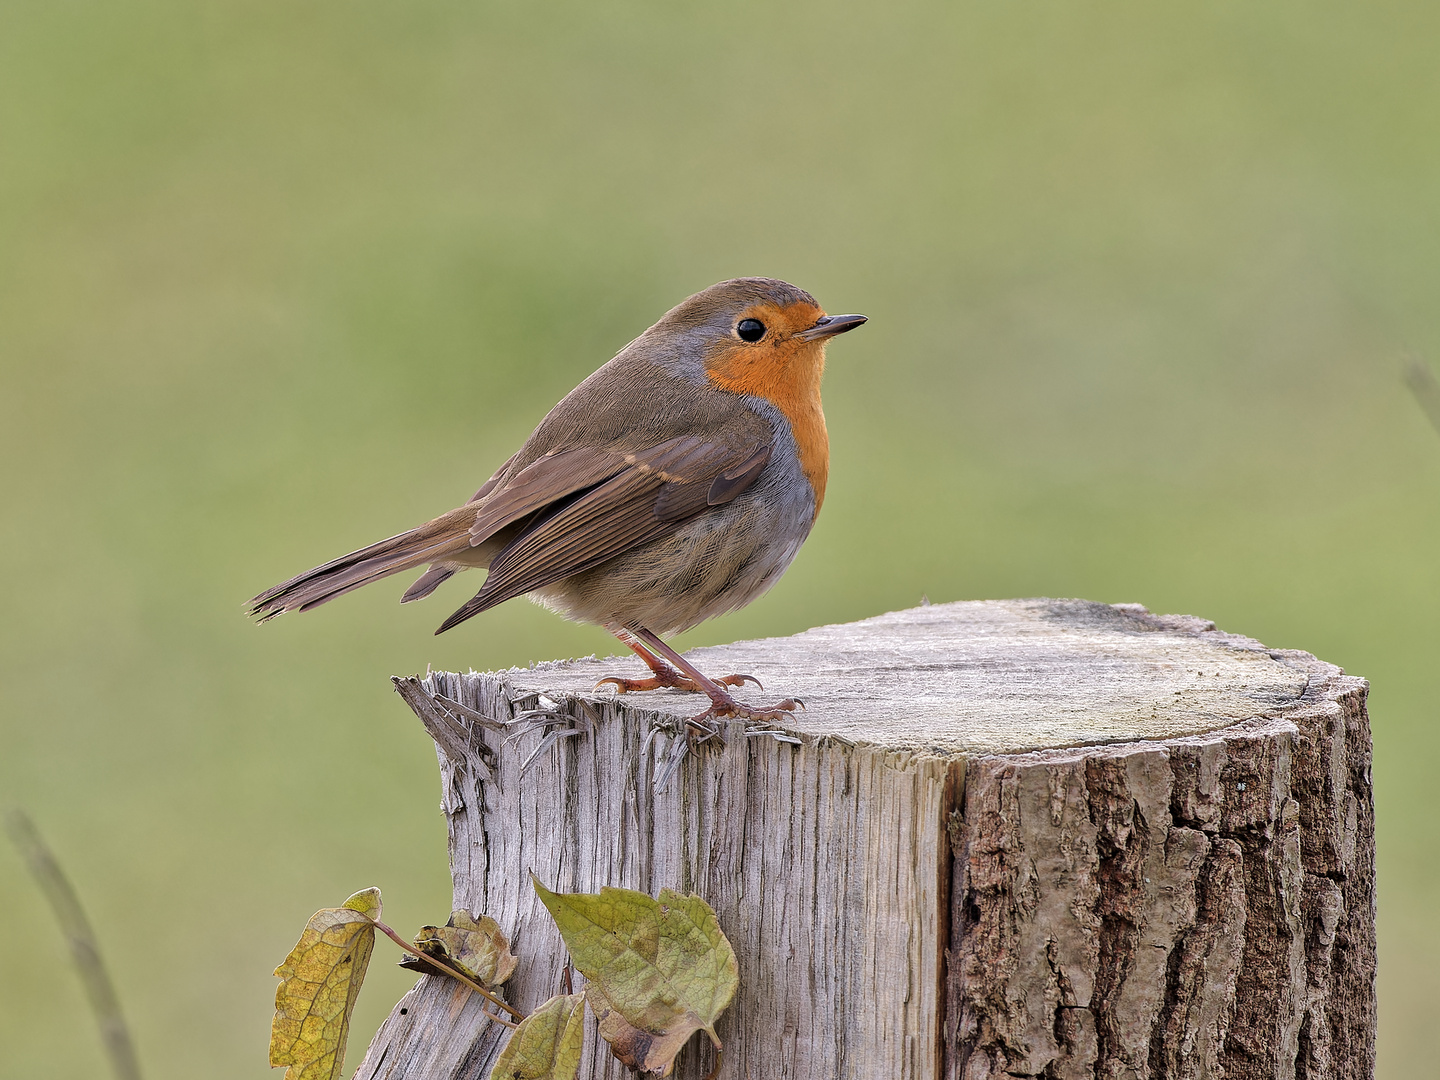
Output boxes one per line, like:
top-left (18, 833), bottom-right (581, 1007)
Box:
top-left (250, 277), bottom-right (865, 734)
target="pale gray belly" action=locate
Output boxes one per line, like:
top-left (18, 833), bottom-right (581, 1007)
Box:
top-left (530, 406), bottom-right (817, 636)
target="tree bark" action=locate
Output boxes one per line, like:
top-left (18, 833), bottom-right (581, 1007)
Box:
top-left (353, 599), bottom-right (1374, 1080)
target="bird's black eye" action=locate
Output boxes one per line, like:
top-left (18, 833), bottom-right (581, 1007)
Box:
top-left (736, 318), bottom-right (766, 342)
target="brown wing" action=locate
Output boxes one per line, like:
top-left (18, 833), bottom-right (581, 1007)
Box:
top-left (467, 447), bottom-right (632, 543)
top-left (400, 448), bottom-right (624, 604)
top-left (435, 436), bottom-right (771, 633)
top-left (469, 451), bottom-right (518, 503)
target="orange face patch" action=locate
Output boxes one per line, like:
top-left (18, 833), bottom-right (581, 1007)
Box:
top-left (702, 301), bottom-right (831, 514)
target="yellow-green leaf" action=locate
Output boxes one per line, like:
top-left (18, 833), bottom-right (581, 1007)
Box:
top-left (269, 888), bottom-right (381, 1080)
top-left (532, 878), bottom-right (737, 1075)
top-left (341, 887), bottom-right (382, 919)
top-left (399, 910), bottom-right (518, 987)
top-left (488, 992), bottom-right (585, 1080)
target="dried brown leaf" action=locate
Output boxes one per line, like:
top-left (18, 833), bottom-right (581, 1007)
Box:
top-left (398, 910), bottom-right (518, 987)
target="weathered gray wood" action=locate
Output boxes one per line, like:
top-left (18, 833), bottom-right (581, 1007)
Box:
top-left (353, 599), bottom-right (1374, 1080)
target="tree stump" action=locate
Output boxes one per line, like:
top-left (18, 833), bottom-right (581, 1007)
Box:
top-left (353, 599), bottom-right (1374, 1080)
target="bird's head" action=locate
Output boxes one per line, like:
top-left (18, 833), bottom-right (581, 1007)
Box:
top-left (648, 277), bottom-right (866, 406)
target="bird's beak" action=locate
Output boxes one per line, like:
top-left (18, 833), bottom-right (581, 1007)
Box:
top-left (796, 313), bottom-right (868, 342)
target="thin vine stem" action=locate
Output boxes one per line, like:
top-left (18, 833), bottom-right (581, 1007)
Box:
top-left (370, 918), bottom-right (524, 1027)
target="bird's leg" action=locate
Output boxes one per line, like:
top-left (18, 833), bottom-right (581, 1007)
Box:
top-left (613, 625), bottom-right (803, 792)
top-left (596, 626), bottom-right (761, 695)
top-left (625, 626), bottom-right (802, 737)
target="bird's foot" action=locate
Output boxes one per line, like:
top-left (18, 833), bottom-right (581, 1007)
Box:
top-left (701, 696), bottom-right (804, 725)
top-left (691, 686), bottom-right (804, 730)
top-left (596, 669), bottom-right (762, 695)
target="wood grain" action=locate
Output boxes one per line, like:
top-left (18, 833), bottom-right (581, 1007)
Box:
top-left (352, 599), bottom-right (1374, 1080)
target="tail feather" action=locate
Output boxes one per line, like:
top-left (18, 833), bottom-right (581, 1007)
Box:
top-left (249, 507), bottom-right (475, 620)
top-left (401, 565), bottom-right (458, 603)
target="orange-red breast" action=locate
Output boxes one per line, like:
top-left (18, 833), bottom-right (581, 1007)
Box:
top-left (250, 277), bottom-right (865, 729)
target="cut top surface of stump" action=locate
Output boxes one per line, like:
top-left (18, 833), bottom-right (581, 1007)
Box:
top-left (484, 598), bottom-right (1316, 756)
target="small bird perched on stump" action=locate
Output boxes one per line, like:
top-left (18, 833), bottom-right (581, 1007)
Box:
top-left (250, 277), bottom-right (865, 734)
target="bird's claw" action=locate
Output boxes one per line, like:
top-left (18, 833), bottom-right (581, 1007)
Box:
top-left (716, 672), bottom-right (764, 690)
top-left (706, 696), bottom-right (803, 723)
top-left (594, 671), bottom-right (763, 694)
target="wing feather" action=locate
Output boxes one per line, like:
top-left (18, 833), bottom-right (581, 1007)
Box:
top-left (435, 435), bottom-right (770, 633)
top-left (467, 447), bottom-right (630, 545)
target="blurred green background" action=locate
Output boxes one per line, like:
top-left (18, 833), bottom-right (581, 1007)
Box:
top-left (1, 1), bottom-right (1435, 1075)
